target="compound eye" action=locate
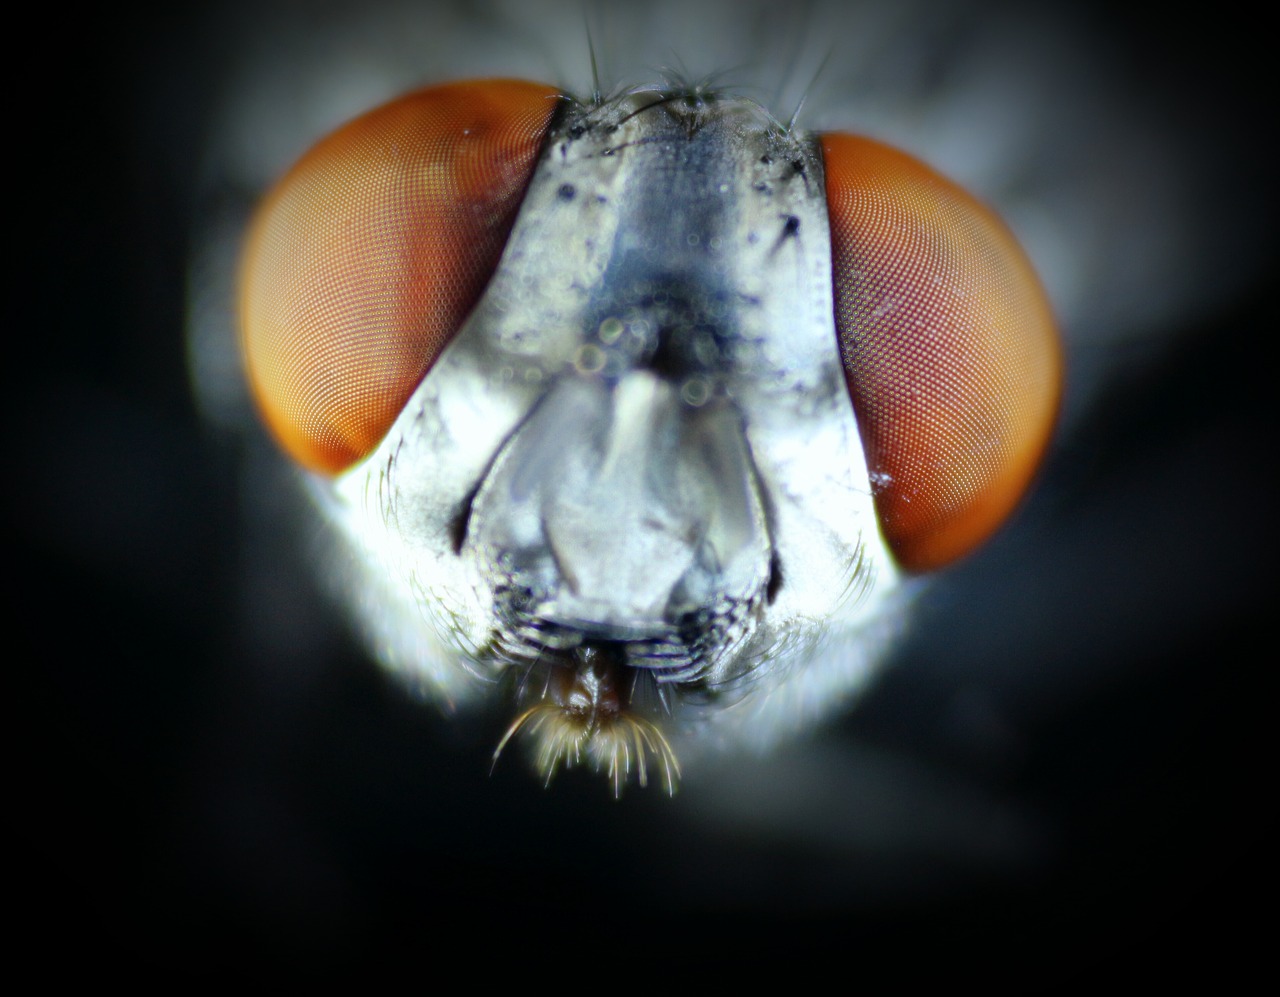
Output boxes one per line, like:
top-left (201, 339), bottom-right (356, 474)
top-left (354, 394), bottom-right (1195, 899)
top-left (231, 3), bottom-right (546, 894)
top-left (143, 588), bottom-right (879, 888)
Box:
top-left (240, 79), bottom-right (561, 474)
top-left (822, 134), bottom-right (1062, 572)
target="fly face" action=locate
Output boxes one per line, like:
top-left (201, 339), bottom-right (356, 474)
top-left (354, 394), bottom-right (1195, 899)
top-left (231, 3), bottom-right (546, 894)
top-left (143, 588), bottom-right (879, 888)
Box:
top-left (238, 81), bottom-right (1059, 791)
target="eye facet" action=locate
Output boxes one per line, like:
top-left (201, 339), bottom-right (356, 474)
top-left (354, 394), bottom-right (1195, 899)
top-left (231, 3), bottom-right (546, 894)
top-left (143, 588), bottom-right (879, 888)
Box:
top-left (822, 134), bottom-right (1062, 572)
top-left (239, 79), bottom-right (561, 474)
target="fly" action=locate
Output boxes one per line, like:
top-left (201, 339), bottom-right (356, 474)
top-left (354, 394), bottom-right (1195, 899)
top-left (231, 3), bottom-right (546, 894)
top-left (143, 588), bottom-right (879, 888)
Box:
top-left (233, 78), bottom-right (1059, 791)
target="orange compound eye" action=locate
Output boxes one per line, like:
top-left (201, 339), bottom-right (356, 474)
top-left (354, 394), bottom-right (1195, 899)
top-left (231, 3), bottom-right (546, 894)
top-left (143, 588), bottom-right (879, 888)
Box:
top-left (239, 79), bottom-right (562, 475)
top-left (822, 134), bottom-right (1062, 573)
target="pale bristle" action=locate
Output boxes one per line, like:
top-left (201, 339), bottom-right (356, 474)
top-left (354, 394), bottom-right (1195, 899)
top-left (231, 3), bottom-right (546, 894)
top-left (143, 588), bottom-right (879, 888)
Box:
top-left (494, 703), bottom-right (681, 796)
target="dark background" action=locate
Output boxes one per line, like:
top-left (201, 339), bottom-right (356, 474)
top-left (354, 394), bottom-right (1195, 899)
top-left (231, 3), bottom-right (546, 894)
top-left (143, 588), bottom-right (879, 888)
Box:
top-left (22, 0), bottom-right (1273, 977)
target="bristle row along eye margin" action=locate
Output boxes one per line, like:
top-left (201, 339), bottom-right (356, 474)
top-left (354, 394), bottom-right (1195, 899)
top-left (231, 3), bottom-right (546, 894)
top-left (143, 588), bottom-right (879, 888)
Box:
top-left (239, 79), bottom-right (562, 475)
top-left (822, 134), bottom-right (1062, 572)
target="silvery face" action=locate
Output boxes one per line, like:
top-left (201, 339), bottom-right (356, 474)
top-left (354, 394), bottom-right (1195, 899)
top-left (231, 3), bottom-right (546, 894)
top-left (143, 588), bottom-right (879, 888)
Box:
top-left (301, 88), bottom-right (908, 789)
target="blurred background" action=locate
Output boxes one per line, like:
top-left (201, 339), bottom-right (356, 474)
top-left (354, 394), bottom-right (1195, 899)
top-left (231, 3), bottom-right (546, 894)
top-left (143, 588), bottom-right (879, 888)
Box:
top-left (22, 0), bottom-right (1272, 974)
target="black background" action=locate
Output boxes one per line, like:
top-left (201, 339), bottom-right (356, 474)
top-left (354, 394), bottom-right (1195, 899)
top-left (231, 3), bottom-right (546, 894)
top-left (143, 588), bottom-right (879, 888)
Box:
top-left (21, 0), bottom-right (1273, 979)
